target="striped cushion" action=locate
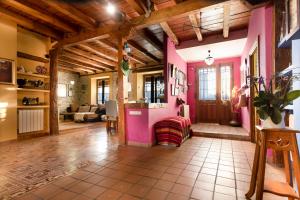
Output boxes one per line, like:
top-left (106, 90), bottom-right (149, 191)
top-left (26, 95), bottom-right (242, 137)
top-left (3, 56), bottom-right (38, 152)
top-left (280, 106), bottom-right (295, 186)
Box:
top-left (154, 116), bottom-right (191, 147)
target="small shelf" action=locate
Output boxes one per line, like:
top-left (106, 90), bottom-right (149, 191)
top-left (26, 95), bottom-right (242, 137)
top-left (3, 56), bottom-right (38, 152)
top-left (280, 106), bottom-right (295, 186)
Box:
top-left (17, 88), bottom-right (50, 93)
top-left (17, 51), bottom-right (49, 63)
top-left (17, 72), bottom-right (50, 79)
top-left (264, 180), bottom-right (299, 198)
top-left (17, 105), bottom-right (49, 109)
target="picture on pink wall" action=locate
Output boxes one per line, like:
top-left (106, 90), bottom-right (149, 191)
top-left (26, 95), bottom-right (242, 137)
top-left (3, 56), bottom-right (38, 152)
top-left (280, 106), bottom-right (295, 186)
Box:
top-left (168, 63), bottom-right (174, 78)
top-left (171, 84), bottom-right (175, 96)
top-left (0, 58), bottom-right (15, 85)
top-left (178, 70), bottom-right (185, 86)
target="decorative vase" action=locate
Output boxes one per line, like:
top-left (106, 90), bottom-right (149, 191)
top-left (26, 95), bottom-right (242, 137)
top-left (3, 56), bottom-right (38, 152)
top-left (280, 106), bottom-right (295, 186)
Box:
top-left (261, 113), bottom-right (285, 129)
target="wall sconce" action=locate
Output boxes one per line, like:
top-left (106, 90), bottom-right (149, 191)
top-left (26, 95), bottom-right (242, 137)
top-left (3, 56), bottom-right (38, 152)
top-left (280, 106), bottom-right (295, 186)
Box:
top-left (70, 80), bottom-right (75, 85)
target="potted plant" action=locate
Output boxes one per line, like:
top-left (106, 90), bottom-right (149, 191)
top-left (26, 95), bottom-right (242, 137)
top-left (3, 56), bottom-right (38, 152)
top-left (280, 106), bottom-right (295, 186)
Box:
top-left (250, 75), bottom-right (300, 128)
top-left (230, 86), bottom-right (241, 127)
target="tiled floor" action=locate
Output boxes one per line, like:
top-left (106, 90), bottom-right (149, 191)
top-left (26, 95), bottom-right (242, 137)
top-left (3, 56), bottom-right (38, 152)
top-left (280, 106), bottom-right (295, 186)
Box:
top-left (0, 123), bottom-right (288, 200)
top-left (59, 121), bottom-right (103, 131)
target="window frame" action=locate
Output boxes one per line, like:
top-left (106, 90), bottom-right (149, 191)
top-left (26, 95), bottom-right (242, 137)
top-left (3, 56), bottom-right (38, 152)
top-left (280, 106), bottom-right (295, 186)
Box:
top-left (143, 73), bottom-right (164, 103)
top-left (96, 79), bottom-right (110, 104)
top-left (198, 66), bottom-right (217, 101)
top-left (220, 64), bottom-right (232, 101)
top-left (196, 63), bottom-right (233, 102)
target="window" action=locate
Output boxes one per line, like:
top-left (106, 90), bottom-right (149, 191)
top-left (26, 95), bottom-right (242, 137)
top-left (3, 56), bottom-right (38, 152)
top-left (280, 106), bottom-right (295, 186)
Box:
top-left (220, 66), bottom-right (231, 100)
top-left (143, 74), bottom-right (164, 103)
top-left (199, 68), bottom-right (216, 100)
top-left (97, 79), bottom-right (109, 104)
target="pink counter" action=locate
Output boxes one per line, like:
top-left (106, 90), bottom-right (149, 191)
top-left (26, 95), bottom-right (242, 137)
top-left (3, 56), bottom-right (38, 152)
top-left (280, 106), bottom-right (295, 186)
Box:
top-left (125, 103), bottom-right (174, 147)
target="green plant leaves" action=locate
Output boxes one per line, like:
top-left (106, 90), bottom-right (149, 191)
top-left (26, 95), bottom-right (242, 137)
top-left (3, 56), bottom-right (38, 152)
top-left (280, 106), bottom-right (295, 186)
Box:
top-left (257, 108), bottom-right (268, 120)
top-left (270, 108), bottom-right (282, 124)
top-left (287, 90), bottom-right (300, 102)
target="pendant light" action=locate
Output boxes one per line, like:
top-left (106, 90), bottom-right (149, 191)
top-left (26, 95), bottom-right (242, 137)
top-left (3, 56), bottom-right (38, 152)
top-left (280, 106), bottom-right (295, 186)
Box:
top-left (204, 50), bottom-right (214, 66)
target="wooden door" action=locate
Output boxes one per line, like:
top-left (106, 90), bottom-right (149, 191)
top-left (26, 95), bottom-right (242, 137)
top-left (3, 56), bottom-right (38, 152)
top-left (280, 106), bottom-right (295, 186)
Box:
top-left (250, 47), bottom-right (260, 142)
top-left (196, 64), bottom-right (233, 124)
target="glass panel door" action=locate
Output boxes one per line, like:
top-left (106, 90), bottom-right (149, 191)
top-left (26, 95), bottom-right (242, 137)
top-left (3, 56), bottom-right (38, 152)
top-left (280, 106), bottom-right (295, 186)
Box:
top-left (198, 68), bottom-right (216, 100)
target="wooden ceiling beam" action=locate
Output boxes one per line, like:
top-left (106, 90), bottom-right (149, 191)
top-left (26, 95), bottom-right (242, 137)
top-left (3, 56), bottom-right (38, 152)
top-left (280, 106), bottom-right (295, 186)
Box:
top-left (57, 0), bottom-right (227, 46)
top-left (64, 47), bottom-right (117, 67)
top-left (126, 0), bottom-right (146, 15)
top-left (139, 29), bottom-right (163, 51)
top-left (94, 40), bottom-right (147, 65)
top-left (0, 7), bottom-right (62, 39)
top-left (223, 3), bottom-right (231, 38)
top-left (39, 0), bottom-right (98, 29)
top-left (0, 0), bottom-right (77, 32)
top-left (59, 52), bottom-right (113, 70)
top-left (58, 65), bottom-right (88, 74)
top-left (59, 62), bottom-right (95, 73)
top-left (153, 4), bottom-right (179, 45)
top-left (131, 0), bottom-right (227, 29)
top-left (78, 43), bottom-right (118, 62)
top-left (58, 58), bottom-right (102, 72)
top-left (160, 22), bottom-right (179, 45)
top-left (189, 14), bottom-right (203, 41)
top-left (127, 40), bottom-right (160, 63)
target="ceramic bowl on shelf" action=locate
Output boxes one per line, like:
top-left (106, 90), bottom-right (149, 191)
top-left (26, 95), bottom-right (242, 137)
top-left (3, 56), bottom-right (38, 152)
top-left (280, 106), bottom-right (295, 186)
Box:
top-left (17, 79), bottom-right (27, 88)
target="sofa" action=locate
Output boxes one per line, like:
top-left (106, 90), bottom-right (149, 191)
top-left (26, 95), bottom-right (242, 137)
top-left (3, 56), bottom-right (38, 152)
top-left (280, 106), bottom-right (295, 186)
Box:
top-left (66, 104), bottom-right (106, 122)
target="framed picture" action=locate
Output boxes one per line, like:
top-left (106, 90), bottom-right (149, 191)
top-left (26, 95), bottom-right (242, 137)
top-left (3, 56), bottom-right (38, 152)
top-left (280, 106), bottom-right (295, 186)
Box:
top-left (175, 87), bottom-right (179, 96)
top-left (169, 63), bottom-right (174, 78)
top-left (174, 67), bottom-right (178, 78)
top-left (57, 84), bottom-right (67, 97)
top-left (0, 58), bottom-right (15, 85)
top-left (171, 84), bottom-right (175, 96)
top-left (178, 71), bottom-right (185, 86)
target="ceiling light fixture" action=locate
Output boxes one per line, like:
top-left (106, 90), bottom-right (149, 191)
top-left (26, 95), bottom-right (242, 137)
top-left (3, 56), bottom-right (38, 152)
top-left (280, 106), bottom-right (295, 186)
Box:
top-left (204, 50), bottom-right (214, 66)
top-left (106, 2), bottom-right (116, 15)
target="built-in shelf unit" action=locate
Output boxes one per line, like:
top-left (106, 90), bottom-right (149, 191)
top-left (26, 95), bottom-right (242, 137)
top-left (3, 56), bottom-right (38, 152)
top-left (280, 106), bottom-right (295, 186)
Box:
top-left (16, 49), bottom-right (50, 137)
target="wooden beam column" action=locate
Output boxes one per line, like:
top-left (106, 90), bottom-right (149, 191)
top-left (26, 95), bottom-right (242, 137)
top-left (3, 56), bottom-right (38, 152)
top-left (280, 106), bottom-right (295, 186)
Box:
top-left (117, 37), bottom-right (127, 145)
top-left (49, 47), bottom-right (61, 135)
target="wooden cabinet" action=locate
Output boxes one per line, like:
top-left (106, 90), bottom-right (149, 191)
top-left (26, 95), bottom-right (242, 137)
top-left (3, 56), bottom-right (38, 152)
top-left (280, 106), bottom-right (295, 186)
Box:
top-left (279, 0), bottom-right (300, 48)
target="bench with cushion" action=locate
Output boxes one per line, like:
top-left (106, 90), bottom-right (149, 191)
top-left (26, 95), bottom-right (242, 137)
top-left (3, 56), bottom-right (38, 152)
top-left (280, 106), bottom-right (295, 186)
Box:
top-left (154, 116), bottom-right (191, 147)
top-left (73, 105), bottom-right (105, 122)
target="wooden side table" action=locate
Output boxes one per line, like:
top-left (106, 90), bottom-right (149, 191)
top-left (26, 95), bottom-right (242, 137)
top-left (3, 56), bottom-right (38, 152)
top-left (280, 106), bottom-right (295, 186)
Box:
top-left (246, 126), bottom-right (300, 200)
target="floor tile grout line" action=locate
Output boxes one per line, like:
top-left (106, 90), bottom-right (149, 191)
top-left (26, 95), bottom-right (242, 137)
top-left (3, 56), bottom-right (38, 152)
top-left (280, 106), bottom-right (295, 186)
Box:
top-left (231, 140), bottom-right (239, 200)
top-left (211, 139), bottom-right (222, 200)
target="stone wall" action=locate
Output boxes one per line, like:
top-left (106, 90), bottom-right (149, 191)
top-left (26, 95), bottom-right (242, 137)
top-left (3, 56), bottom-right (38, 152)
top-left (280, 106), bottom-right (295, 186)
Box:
top-left (78, 75), bottom-right (89, 105)
top-left (58, 71), bottom-right (80, 113)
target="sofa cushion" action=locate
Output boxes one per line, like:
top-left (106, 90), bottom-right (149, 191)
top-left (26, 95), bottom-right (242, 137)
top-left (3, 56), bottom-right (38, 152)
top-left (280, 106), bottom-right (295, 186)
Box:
top-left (70, 103), bottom-right (79, 112)
top-left (90, 106), bottom-right (98, 113)
top-left (78, 105), bottom-right (90, 112)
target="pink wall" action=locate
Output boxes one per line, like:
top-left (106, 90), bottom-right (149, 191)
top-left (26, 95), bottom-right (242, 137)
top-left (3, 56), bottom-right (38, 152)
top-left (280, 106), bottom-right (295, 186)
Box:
top-left (125, 36), bottom-right (187, 145)
top-left (165, 36), bottom-right (188, 115)
top-left (187, 57), bottom-right (241, 123)
top-left (240, 6), bottom-right (273, 132)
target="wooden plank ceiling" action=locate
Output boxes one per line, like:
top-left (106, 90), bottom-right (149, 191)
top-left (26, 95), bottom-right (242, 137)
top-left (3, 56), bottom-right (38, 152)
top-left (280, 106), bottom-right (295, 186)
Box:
top-left (0, 0), bottom-right (263, 75)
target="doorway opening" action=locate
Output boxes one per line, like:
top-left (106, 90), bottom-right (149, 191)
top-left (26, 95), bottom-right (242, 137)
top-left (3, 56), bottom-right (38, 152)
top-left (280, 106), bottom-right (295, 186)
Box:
top-left (192, 63), bottom-right (249, 140)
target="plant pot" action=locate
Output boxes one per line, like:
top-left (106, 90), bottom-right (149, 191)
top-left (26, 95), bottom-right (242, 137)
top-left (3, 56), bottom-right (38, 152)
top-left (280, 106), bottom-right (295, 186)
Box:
top-left (261, 113), bottom-right (285, 129)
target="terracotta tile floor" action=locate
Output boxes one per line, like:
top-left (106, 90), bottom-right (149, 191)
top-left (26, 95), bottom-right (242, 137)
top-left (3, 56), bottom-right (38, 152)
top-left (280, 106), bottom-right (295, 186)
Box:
top-left (59, 121), bottom-right (103, 131)
top-left (192, 123), bottom-right (249, 136)
top-left (0, 123), bottom-right (288, 200)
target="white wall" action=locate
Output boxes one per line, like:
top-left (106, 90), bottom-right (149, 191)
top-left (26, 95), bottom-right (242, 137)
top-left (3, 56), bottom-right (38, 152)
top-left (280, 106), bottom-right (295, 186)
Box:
top-left (292, 39), bottom-right (300, 150)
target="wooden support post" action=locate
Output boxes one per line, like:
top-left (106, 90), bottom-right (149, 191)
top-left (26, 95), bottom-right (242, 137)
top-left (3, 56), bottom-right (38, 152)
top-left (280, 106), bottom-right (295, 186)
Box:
top-left (49, 47), bottom-right (61, 135)
top-left (117, 37), bottom-right (127, 145)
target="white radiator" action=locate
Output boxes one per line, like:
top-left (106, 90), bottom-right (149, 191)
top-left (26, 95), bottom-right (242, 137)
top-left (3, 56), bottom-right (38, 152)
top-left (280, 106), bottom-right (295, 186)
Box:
top-left (18, 109), bottom-right (44, 133)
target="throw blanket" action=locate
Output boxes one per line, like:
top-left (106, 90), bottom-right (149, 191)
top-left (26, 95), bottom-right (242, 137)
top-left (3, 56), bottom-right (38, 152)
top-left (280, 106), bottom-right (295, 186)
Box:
top-left (74, 112), bottom-right (94, 122)
top-left (154, 116), bottom-right (191, 147)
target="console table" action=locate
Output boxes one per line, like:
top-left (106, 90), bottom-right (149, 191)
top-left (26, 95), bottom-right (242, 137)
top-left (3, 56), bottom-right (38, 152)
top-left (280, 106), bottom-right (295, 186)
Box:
top-left (246, 126), bottom-right (300, 200)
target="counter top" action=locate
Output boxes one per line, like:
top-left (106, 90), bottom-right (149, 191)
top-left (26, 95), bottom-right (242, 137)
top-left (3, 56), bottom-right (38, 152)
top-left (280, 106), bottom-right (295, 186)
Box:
top-left (125, 103), bottom-right (167, 109)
